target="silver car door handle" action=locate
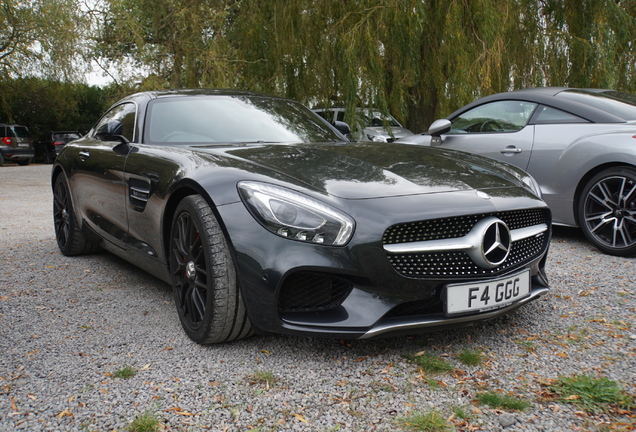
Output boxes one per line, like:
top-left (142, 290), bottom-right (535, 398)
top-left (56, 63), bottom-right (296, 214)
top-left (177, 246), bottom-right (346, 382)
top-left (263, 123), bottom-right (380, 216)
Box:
top-left (500, 146), bottom-right (522, 154)
top-left (79, 150), bottom-right (90, 161)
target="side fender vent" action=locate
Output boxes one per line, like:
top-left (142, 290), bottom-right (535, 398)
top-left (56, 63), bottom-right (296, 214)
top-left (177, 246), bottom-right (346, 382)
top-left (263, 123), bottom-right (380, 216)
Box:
top-left (129, 178), bottom-right (151, 212)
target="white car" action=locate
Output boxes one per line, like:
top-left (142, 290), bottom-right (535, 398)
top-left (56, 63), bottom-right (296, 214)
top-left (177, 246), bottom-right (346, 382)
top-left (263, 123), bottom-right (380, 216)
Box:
top-left (313, 107), bottom-right (413, 142)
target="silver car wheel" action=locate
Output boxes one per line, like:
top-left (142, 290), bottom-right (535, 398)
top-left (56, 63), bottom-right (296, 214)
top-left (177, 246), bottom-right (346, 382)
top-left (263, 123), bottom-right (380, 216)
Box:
top-left (580, 167), bottom-right (636, 256)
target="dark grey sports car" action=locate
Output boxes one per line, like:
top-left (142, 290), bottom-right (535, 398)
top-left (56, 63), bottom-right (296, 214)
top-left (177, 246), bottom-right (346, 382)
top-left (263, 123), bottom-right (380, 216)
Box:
top-left (52, 89), bottom-right (551, 344)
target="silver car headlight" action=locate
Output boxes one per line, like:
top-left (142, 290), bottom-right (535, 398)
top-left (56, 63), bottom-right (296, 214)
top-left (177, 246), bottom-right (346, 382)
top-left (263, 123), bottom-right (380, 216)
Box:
top-left (238, 181), bottom-right (355, 246)
top-left (521, 174), bottom-right (542, 198)
top-left (367, 134), bottom-right (389, 143)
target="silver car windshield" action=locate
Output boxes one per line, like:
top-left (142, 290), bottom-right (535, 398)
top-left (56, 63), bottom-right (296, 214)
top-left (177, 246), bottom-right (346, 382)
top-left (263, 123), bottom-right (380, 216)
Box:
top-left (145, 95), bottom-right (345, 144)
top-left (559, 90), bottom-right (636, 121)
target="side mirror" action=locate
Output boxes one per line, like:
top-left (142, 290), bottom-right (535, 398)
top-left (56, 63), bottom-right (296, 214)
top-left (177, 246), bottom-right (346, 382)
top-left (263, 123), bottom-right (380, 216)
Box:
top-left (428, 119), bottom-right (451, 136)
top-left (333, 121), bottom-right (351, 139)
top-left (427, 119), bottom-right (451, 146)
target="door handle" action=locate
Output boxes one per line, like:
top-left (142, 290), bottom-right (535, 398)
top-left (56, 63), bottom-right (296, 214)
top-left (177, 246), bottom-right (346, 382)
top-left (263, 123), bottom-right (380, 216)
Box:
top-left (500, 146), bottom-right (522, 154)
top-left (79, 150), bottom-right (90, 161)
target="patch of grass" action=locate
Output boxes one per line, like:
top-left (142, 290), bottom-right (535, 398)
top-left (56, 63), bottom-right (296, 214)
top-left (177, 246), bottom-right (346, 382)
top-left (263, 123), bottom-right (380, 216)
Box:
top-left (514, 339), bottom-right (537, 353)
top-left (113, 366), bottom-right (136, 379)
top-left (127, 411), bottom-right (161, 432)
top-left (456, 348), bottom-right (483, 367)
top-left (407, 352), bottom-right (454, 374)
top-left (247, 370), bottom-right (279, 388)
top-left (549, 374), bottom-right (634, 413)
top-left (450, 405), bottom-right (472, 420)
top-left (397, 409), bottom-right (453, 432)
top-left (476, 391), bottom-right (531, 411)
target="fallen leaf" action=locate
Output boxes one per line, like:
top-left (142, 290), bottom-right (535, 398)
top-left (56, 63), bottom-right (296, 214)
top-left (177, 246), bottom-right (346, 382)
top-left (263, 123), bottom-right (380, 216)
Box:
top-left (293, 414), bottom-right (307, 423)
top-left (556, 352), bottom-right (567, 358)
top-left (10, 396), bottom-right (17, 411)
top-left (140, 364), bottom-right (151, 371)
top-left (57, 409), bottom-right (72, 419)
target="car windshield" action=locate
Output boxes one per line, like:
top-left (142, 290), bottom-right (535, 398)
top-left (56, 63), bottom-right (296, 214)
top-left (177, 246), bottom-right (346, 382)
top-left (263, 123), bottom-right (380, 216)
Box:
top-left (361, 110), bottom-right (401, 127)
top-left (559, 90), bottom-right (636, 121)
top-left (145, 95), bottom-right (345, 144)
top-left (7, 126), bottom-right (29, 138)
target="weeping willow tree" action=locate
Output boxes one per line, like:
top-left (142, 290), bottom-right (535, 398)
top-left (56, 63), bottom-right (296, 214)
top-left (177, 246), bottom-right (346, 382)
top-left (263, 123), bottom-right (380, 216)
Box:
top-left (95, 0), bottom-right (636, 131)
top-left (0, 0), bottom-right (88, 81)
top-left (96, 0), bottom-right (237, 89)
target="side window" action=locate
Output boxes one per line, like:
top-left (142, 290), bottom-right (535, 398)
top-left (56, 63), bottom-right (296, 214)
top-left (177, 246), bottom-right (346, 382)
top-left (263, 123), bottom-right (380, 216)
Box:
top-left (315, 111), bottom-right (332, 122)
top-left (531, 105), bottom-right (589, 124)
top-left (93, 103), bottom-right (137, 142)
top-left (451, 100), bottom-right (538, 133)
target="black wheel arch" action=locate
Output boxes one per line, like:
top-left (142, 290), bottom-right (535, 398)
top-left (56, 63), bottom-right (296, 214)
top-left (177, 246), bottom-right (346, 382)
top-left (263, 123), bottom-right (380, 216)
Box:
top-left (161, 179), bottom-right (239, 271)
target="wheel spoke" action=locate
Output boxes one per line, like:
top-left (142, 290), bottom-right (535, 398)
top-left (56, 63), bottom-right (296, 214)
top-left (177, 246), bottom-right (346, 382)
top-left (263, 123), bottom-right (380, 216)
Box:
top-left (588, 184), bottom-right (614, 211)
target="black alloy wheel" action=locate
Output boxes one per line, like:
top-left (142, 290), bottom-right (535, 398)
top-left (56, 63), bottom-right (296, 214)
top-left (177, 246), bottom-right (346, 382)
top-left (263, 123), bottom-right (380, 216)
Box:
top-left (169, 195), bottom-right (252, 344)
top-left (579, 167), bottom-right (636, 256)
top-left (53, 172), bottom-right (99, 256)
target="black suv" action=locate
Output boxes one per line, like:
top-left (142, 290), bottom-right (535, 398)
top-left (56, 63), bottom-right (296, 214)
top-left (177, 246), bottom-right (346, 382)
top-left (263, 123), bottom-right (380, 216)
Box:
top-left (35, 131), bottom-right (82, 163)
top-left (0, 124), bottom-right (35, 166)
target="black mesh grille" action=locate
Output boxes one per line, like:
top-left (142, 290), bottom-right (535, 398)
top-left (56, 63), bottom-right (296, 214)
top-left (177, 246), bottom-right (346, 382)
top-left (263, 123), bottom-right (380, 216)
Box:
top-left (278, 273), bottom-right (353, 313)
top-left (383, 208), bottom-right (548, 244)
top-left (384, 209), bottom-right (549, 280)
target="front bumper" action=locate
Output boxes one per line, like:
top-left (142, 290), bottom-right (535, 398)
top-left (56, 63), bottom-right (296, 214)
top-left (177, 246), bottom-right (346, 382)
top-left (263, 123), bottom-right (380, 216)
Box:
top-left (218, 189), bottom-right (551, 339)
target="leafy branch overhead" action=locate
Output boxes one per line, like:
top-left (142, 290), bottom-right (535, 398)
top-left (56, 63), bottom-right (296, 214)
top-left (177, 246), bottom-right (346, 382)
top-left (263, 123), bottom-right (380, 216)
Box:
top-left (3, 0), bottom-right (636, 132)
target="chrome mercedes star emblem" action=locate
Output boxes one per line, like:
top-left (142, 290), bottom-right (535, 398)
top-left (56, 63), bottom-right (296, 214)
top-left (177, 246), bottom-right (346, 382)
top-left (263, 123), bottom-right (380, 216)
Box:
top-left (466, 217), bottom-right (511, 269)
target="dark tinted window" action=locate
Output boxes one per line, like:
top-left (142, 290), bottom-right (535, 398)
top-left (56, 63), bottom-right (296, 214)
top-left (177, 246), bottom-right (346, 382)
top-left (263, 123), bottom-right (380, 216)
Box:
top-left (532, 106), bottom-right (588, 124)
top-left (6, 126), bottom-right (30, 138)
top-left (93, 103), bottom-right (137, 142)
top-left (145, 96), bottom-right (345, 144)
top-left (53, 132), bottom-right (82, 140)
top-left (558, 90), bottom-right (636, 121)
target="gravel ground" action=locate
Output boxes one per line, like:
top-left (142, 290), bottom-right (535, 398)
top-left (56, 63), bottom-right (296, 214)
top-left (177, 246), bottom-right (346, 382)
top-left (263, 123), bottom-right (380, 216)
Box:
top-left (0, 164), bottom-right (634, 432)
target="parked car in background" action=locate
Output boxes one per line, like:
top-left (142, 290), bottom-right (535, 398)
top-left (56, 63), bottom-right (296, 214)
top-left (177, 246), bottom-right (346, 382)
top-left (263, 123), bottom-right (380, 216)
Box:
top-left (0, 124), bottom-right (34, 166)
top-left (52, 89), bottom-right (550, 344)
top-left (313, 107), bottom-right (413, 142)
top-left (398, 87), bottom-right (636, 257)
top-left (35, 131), bottom-right (83, 163)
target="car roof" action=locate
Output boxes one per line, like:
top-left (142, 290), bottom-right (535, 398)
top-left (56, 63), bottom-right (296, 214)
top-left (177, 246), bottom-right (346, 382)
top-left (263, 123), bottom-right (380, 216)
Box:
top-left (448, 87), bottom-right (631, 123)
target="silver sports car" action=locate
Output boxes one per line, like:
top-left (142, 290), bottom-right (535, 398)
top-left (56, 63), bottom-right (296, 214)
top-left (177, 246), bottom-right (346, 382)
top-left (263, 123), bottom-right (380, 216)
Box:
top-left (398, 87), bottom-right (636, 257)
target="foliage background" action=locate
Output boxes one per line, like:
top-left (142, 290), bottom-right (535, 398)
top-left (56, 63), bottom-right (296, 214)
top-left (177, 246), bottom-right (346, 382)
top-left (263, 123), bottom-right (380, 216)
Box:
top-left (2, 0), bottom-right (636, 139)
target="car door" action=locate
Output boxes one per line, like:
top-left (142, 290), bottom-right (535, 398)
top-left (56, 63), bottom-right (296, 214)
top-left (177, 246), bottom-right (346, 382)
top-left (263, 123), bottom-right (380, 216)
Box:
top-left (435, 100), bottom-right (538, 171)
top-left (70, 102), bottom-right (137, 249)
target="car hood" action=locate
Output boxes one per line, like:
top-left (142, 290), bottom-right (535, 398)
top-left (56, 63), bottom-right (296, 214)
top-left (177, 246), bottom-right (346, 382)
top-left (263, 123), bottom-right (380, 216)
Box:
top-left (216, 142), bottom-right (532, 199)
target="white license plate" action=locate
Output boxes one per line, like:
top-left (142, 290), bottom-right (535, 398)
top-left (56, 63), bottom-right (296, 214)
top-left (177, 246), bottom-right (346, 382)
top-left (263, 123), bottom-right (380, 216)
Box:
top-left (18, 143), bottom-right (28, 148)
top-left (445, 270), bottom-right (530, 315)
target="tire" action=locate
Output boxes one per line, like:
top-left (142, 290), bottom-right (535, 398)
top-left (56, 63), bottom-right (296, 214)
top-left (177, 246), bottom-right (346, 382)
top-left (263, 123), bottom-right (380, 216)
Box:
top-left (578, 166), bottom-right (636, 256)
top-left (53, 172), bottom-right (100, 256)
top-left (45, 151), bottom-right (53, 164)
top-left (169, 195), bottom-right (253, 344)
top-left (0, 153), bottom-right (4, 166)
top-left (17, 158), bottom-right (32, 166)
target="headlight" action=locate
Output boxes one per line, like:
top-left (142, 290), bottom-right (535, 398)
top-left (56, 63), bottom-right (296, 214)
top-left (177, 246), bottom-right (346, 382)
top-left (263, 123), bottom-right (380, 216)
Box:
top-left (521, 174), bottom-right (542, 198)
top-left (238, 181), bottom-right (355, 246)
top-left (367, 134), bottom-right (389, 143)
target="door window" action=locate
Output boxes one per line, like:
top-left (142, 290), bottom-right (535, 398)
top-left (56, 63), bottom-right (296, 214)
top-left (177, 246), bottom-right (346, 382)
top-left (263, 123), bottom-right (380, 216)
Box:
top-left (451, 101), bottom-right (537, 133)
top-left (92, 103), bottom-right (137, 142)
